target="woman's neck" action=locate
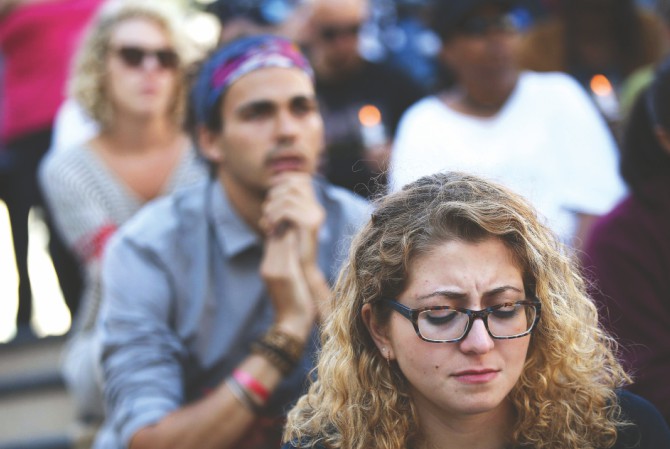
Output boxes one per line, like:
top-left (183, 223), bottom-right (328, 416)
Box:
top-left (416, 400), bottom-right (515, 449)
top-left (99, 115), bottom-right (181, 154)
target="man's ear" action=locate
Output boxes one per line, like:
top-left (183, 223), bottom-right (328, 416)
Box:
top-left (361, 303), bottom-right (394, 360)
top-left (654, 126), bottom-right (670, 155)
top-left (198, 126), bottom-right (224, 165)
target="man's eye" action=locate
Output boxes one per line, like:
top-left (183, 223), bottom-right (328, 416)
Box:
top-left (291, 100), bottom-right (317, 116)
top-left (242, 105), bottom-right (273, 120)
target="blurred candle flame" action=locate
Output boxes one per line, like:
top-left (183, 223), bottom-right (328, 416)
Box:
top-left (358, 105), bottom-right (382, 127)
top-left (590, 74), bottom-right (613, 97)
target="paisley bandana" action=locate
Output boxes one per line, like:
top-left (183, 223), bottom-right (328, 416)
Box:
top-left (192, 35), bottom-right (314, 127)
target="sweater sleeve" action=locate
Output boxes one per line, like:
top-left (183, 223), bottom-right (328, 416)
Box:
top-left (39, 150), bottom-right (119, 262)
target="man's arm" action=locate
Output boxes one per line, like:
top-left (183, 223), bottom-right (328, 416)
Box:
top-left (100, 227), bottom-right (316, 449)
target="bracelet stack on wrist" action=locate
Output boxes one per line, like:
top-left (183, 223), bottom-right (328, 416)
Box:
top-left (251, 326), bottom-right (305, 375)
top-left (226, 375), bottom-right (263, 415)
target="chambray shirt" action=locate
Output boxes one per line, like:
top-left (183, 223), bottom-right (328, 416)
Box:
top-left (93, 177), bottom-right (369, 449)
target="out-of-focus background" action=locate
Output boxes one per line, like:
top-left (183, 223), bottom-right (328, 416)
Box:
top-left (1, 0), bottom-right (668, 447)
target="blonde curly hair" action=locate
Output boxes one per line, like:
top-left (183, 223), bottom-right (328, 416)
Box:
top-left (69, 0), bottom-right (189, 129)
top-left (284, 172), bottom-right (631, 449)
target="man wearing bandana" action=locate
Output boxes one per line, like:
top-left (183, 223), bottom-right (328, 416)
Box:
top-left (93, 35), bottom-right (369, 449)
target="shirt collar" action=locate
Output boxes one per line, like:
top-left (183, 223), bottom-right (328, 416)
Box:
top-left (208, 179), bottom-right (262, 258)
top-left (207, 176), bottom-right (334, 259)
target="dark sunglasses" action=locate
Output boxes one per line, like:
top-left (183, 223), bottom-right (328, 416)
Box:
top-left (319, 23), bottom-right (361, 42)
top-left (457, 13), bottom-right (518, 36)
top-left (113, 46), bottom-right (179, 69)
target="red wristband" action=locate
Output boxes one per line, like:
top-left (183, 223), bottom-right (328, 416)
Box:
top-left (232, 369), bottom-right (270, 403)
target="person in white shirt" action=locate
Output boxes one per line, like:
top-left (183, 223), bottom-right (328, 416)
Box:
top-left (389, 0), bottom-right (625, 249)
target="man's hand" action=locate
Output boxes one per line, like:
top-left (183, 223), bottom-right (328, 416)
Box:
top-left (260, 172), bottom-right (331, 324)
top-left (260, 226), bottom-right (316, 340)
top-left (259, 173), bottom-right (325, 270)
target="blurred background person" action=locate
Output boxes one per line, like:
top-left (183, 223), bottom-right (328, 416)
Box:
top-left (38, 0), bottom-right (207, 433)
top-left (517, 0), bottom-right (668, 128)
top-left (0, 0), bottom-right (102, 342)
top-left (583, 57), bottom-right (670, 424)
top-left (205, 0), bottom-right (307, 44)
top-left (389, 0), bottom-right (625, 250)
top-left (301, 0), bottom-right (425, 198)
top-left (619, 0), bottom-right (670, 117)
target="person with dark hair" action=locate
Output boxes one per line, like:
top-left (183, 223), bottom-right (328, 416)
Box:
top-left (282, 171), bottom-right (670, 449)
top-left (583, 57), bottom-right (670, 424)
top-left (518, 0), bottom-right (667, 121)
top-left (94, 35), bottom-right (369, 449)
top-left (390, 0), bottom-right (624, 250)
top-left (302, 0), bottom-right (425, 198)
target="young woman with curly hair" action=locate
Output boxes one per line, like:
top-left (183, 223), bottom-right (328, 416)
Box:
top-left (282, 172), bottom-right (670, 449)
top-left (38, 0), bottom-right (206, 428)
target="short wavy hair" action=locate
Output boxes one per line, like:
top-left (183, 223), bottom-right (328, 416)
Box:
top-left (69, 0), bottom-right (189, 129)
top-left (284, 172), bottom-right (631, 449)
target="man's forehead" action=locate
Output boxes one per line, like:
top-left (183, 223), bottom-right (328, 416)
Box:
top-left (223, 66), bottom-right (316, 108)
top-left (311, 0), bottom-right (367, 23)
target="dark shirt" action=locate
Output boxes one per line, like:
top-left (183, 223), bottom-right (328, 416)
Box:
top-left (583, 174), bottom-right (670, 423)
top-left (281, 391), bottom-right (670, 449)
top-left (316, 59), bottom-right (425, 198)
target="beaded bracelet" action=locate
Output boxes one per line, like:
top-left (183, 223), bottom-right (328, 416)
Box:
top-left (226, 375), bottom-right (262, 415)
top-left (233, 369), bottom-right (270, 403)
top-left (251, 327), bottom-right (305, 375)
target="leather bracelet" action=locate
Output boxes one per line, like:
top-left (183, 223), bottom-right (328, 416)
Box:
top-left (226, 376), bottom-right (263, 415)
top-left (251, 340), bottom-right (294, 375)
top-left (251, 327), bottom-right (306, 375)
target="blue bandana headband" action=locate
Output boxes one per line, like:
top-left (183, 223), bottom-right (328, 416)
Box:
top-left (192, 35), bottom-right (314, 127)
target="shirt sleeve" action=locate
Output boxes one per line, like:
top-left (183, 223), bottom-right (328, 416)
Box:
top-left (98, 231), bottom-right (187, 447)
top-left (39, 152), bottom-right (118, 262)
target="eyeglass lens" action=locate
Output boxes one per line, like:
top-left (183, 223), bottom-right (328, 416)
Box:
top-left (116, 46), bottom-right (178, 69)
top-left (418, 303), bottom-right (537, 341)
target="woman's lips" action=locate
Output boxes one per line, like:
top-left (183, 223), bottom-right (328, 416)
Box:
top-left (452, 369), bottom-right (500, 384)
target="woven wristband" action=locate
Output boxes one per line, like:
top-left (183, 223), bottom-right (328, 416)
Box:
top-left (251, 340), bottom-right (294, 375)
top-left (251, 327), bottom-right (305, 375)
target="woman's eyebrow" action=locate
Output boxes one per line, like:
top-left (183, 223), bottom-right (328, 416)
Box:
top-left (482, 286), bottom-right (524, 298)
top-left (416, 290), bottom-right (468, 302)
top-left (416, 286), bottom-right (524, 302)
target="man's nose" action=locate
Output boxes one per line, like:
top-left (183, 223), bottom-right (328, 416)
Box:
top-left (276, 109), bottom-right (300, 138)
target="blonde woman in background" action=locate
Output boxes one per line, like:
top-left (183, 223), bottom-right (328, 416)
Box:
top-left (39, 0), bottom-right (206, 428)
top-left (283, 172), bottom-right (670, 449)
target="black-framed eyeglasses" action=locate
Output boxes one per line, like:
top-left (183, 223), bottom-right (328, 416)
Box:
top-left (376, 298), bottom-right (541, 343)
top-left (112, 46), bottom-right (179, 70)
top-left (457, 13), bottom-right (518, 37)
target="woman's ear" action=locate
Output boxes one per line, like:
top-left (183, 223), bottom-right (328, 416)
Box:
top-left (361, 303), bottom-right (394, 359)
